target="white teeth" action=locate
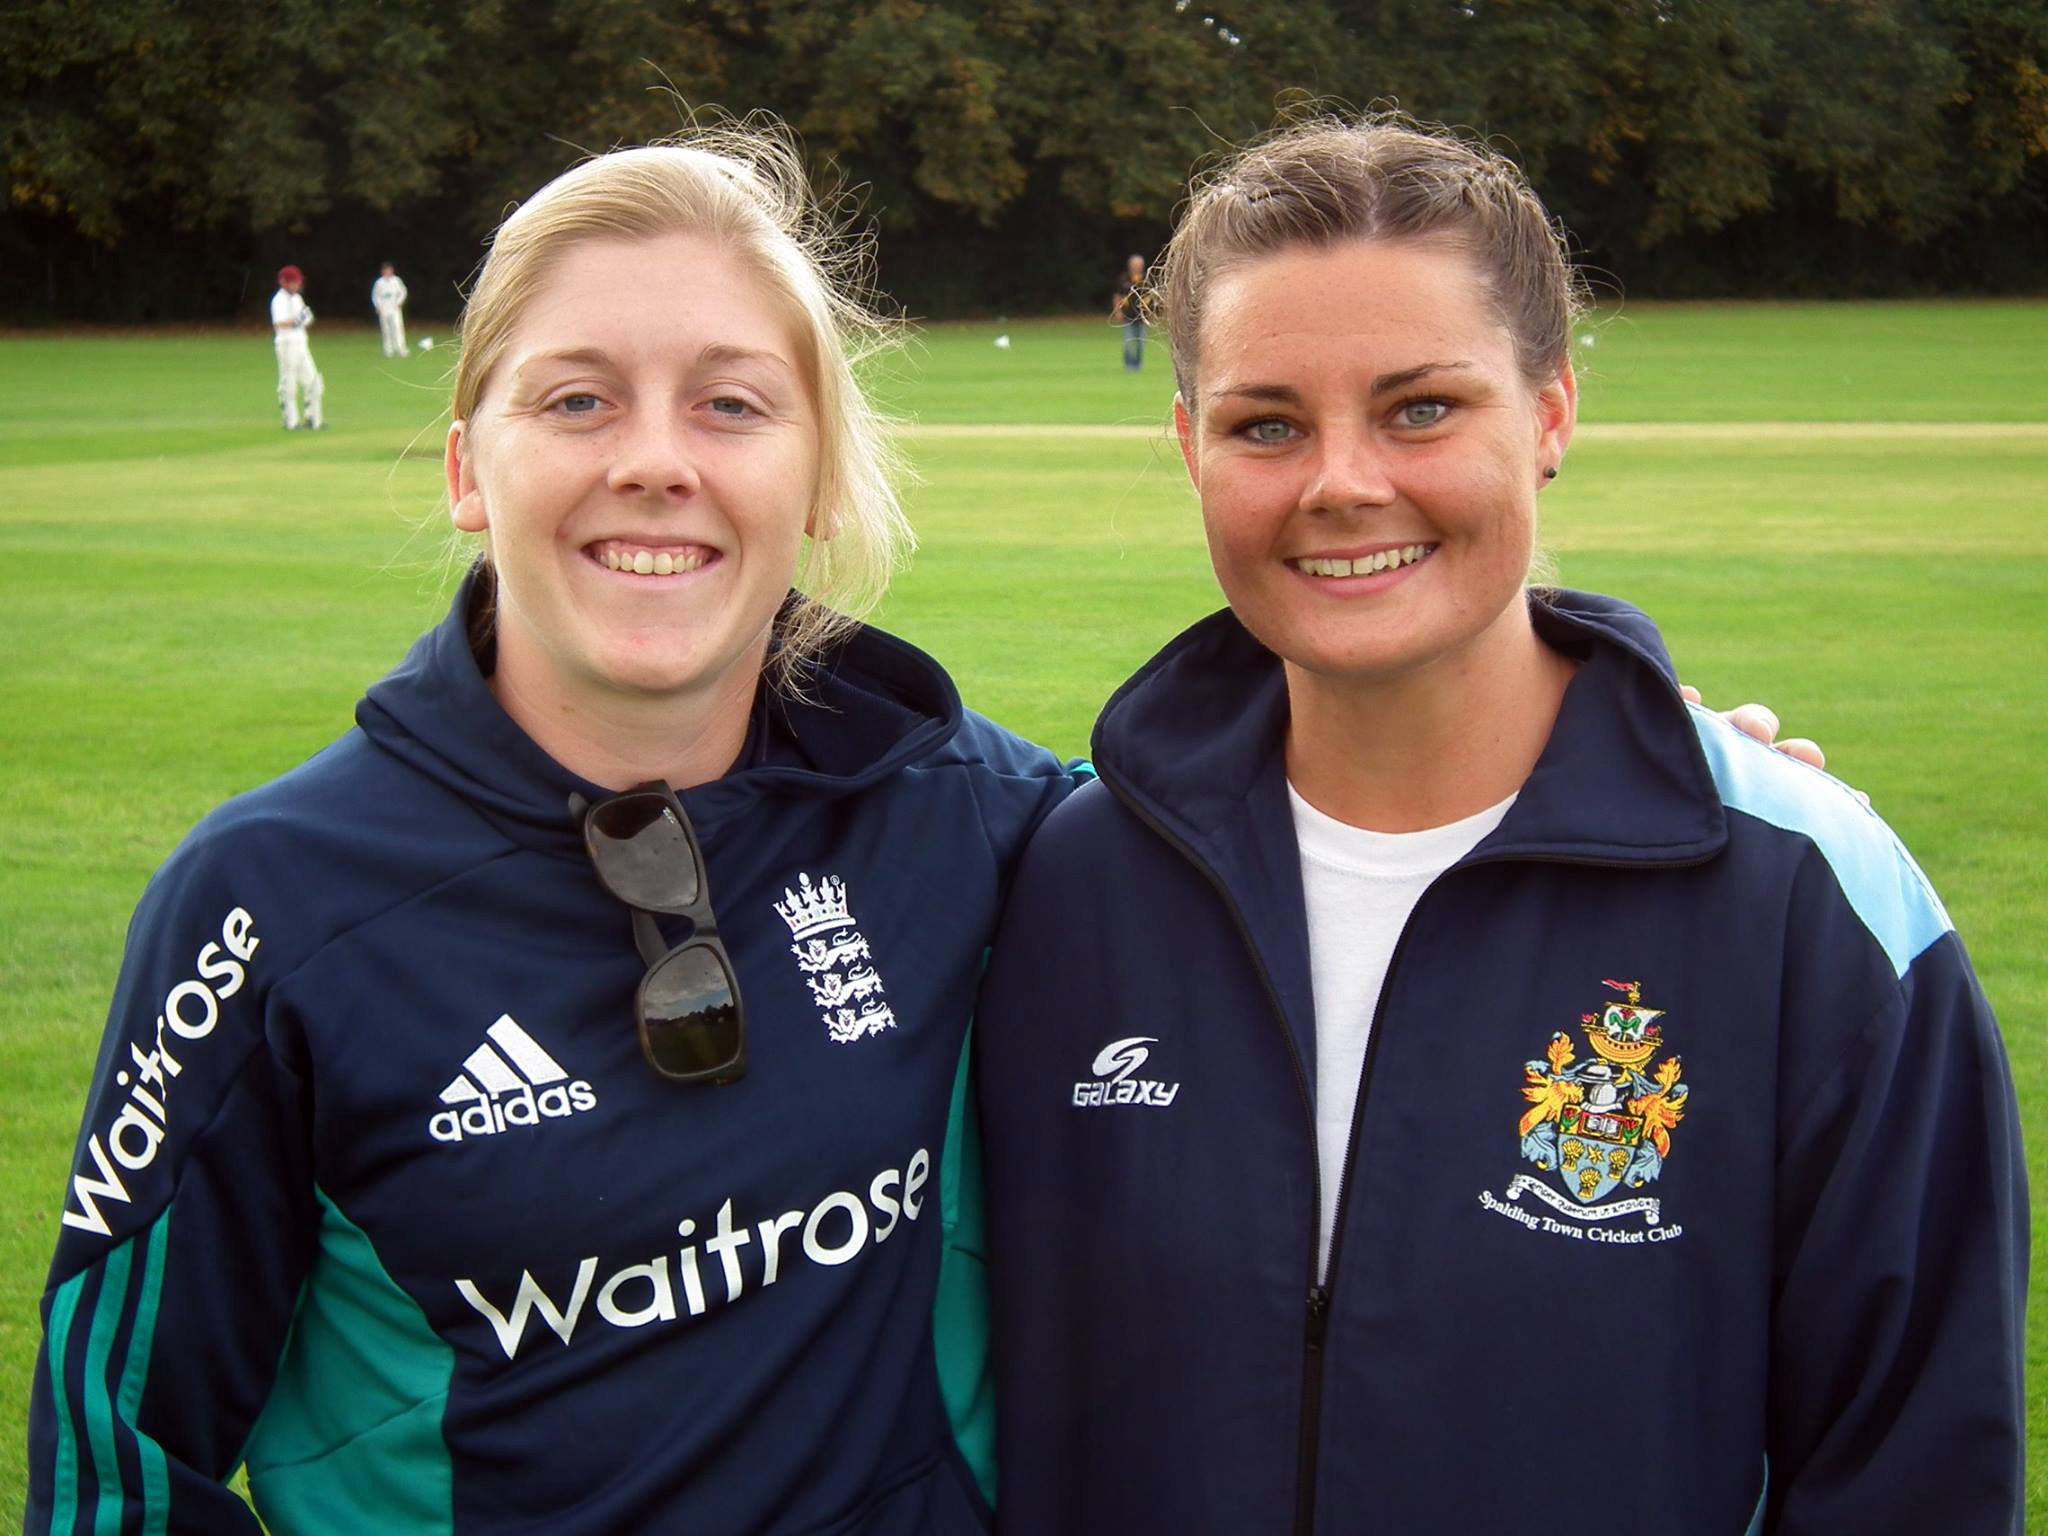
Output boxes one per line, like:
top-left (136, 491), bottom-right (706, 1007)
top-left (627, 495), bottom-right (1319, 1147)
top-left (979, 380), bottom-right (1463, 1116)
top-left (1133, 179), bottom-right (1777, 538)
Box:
top-left (1291, 544), bottom-right (1435, 578)
top-left (596, 541), bottom-right (717, 574)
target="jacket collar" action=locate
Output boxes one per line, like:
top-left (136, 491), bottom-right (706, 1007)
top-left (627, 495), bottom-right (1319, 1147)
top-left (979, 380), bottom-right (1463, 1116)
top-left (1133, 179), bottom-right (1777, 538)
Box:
top-left (1093, 588), bottom-right (1727, 868)
top-left (1089, 590), bottom-right (1728, 1070)
top-left (354, 567), bottom-right (965, 857)
top-left (1488, 591), bottom-right (1728, 865)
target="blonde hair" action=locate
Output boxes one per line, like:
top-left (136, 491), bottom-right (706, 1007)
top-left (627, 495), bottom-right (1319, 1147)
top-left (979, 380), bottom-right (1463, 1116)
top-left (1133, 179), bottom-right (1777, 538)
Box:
top-left (451, 124), bottom-right (909, 682)
top-left (1159, 113), bottom-right (1588, 402)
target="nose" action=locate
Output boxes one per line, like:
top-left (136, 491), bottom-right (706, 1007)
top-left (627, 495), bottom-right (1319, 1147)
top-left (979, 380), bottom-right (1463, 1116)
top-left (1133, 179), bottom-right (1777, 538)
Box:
top-left (606, 409), bottom-right (702, 499)
top-left (1302, 426), bottom-right (1396, 517)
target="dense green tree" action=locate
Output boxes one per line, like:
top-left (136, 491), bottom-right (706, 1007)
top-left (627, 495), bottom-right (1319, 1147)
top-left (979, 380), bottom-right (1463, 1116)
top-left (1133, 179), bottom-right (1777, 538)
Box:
top-left (2, 0), bottom-right (2043, 320)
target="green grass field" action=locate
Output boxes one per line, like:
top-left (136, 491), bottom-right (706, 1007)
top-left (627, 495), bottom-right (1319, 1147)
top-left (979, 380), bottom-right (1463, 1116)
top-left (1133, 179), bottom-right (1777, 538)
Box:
top-left (3, 304), bottom-right (2045, 1524)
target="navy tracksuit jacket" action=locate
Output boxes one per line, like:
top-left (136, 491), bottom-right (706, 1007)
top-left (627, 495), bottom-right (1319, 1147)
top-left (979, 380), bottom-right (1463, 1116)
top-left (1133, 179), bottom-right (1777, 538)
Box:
top-left (28, 573), bottom-right (1070, 1535)
top-left (977, 591), bottom-right (2025, 1535)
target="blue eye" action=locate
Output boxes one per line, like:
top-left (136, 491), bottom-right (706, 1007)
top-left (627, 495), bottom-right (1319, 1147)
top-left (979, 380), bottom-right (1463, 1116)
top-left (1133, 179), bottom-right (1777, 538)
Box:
top-left (556, 394), bottom-right (601, 415)
top-left (1244, 418), bottom-right (1294, 444)
top-left (709, 397), bottom-right (753, 418)
top-left (1399, 400), bottom-right (1450, 428)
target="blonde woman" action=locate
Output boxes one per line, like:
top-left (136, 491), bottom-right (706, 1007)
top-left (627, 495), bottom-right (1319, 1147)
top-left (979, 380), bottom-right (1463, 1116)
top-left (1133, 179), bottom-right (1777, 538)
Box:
top-left (28, 134), bottom-right (1061, 1534)
top-left (976, 118), bottom-right (2024, 1535)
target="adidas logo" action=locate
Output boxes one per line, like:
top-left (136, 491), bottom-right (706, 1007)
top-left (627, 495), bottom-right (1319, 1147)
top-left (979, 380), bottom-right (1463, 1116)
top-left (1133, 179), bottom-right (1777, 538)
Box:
top-left (428, 1014), bottom-right (598, 1144)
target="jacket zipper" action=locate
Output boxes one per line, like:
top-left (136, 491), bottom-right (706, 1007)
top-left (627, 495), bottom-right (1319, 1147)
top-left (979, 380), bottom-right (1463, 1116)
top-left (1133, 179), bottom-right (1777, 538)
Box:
top-left (1097, 781), bottom-right (1330, 1532)
top-left (1297, 903), bottom-right (1423, 1532)
top-left (1297, 1283), bottom-right (1331, 1531)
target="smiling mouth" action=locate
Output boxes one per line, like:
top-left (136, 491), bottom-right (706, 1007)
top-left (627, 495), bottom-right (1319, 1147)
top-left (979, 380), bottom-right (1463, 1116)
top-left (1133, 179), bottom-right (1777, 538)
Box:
top-left (588, 539), bottom-right (715, 577)
top-left (1288, 543), bottom-right (1437, 578)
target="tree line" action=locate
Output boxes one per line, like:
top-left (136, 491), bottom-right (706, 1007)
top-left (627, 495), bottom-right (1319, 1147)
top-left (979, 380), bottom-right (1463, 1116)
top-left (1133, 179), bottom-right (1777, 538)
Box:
top-left (5, 0), bottom-right (2045, 324)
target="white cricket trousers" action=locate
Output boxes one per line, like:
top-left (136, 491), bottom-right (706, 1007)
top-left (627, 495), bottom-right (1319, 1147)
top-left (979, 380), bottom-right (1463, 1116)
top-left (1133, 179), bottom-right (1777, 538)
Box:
top-left (275, 334), bottom-right (324, 429)
top-left (378, 305), bottom-right (407, 357)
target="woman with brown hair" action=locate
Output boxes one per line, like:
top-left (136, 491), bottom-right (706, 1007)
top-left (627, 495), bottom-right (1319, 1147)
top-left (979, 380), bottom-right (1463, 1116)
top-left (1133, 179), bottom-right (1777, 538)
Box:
top-left (976, 116), bottom-right (2024, 1535)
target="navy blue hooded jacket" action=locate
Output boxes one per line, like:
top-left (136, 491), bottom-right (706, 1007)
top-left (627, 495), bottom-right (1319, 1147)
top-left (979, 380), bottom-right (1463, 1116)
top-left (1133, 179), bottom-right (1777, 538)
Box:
top-left (29, 574), bottom-right (1069, 1535)
top-left (976, 592), bottom-right (2025, 1535)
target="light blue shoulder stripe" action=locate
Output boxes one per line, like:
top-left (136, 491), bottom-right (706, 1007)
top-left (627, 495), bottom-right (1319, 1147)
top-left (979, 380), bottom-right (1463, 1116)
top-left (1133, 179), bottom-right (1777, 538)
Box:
top-left (1689, 706), bottom-right (1950, 978)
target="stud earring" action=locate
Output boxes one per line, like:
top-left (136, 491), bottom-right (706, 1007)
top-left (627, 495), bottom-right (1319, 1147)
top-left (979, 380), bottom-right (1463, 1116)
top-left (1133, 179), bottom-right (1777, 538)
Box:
top-left (1543, 466), bottom-right (1559, 480)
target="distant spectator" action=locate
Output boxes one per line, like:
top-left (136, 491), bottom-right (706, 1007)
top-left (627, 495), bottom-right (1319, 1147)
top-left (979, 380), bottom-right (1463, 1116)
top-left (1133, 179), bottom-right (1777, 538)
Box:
top-left (372, 262), bottom-right (410, 358)
top-left (270, 265), bottom-right (324, 431)
top-left (1111, 253), bottom-right (1149, 372)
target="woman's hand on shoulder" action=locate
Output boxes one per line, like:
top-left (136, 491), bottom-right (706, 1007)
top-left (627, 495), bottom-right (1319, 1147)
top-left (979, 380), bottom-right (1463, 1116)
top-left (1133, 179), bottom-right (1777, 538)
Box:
top-left (1680, 686), bottom-right (1824, 770)
top-left (1678, 687), bottom-right (1874, 805)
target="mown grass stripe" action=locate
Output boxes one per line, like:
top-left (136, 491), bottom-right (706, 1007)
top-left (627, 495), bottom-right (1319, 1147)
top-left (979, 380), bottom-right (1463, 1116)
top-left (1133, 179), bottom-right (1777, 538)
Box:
top-left (40, 1276), bottom-right (87, 1536)
top-left (114, 1214), bottom-right (171, 1535)
top-left (82, 1239), bottom-right (135, 1536)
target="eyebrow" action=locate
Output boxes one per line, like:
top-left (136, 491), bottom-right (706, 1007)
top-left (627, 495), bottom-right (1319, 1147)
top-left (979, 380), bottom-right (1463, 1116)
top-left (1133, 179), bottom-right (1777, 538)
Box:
top-left (511, 347), bottom-right (611, 382)
top-left (1210, 359), bottom-right (1479, 405)
top-left (510, 343), bottom-right (797, 383)
top-left (697, 343), bottom-right (797, 375)
top-left (1371, 360), bottom-right (1478, 393)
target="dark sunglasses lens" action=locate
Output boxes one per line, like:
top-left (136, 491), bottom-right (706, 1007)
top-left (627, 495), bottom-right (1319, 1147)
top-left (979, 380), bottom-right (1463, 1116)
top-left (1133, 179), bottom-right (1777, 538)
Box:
top-left (587, 793), bottom-right (701, 911)
top-left (641, 946), bottom-right (741, 1079)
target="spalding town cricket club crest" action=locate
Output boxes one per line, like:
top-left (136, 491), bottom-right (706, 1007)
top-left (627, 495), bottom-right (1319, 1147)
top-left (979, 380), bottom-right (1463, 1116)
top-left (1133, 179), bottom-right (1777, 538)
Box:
top-left (775, 873), bottom-right (899, 1044)
top-left (1506, 980), bottom-right (1688, 1227)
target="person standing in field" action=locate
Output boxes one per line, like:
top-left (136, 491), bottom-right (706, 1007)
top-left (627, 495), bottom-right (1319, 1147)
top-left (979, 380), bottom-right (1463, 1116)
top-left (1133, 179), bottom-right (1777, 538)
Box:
top-left (28, 132), bottom-right (1067, 1535)
top-left (372, 262), bottom-right (411, 358)
top-left (270, 264), bottom-right (324, 431)
top-left (1111, 253), bottom-right (1149, 372)
top-left (976, 115), bottom-right (2026, 1535)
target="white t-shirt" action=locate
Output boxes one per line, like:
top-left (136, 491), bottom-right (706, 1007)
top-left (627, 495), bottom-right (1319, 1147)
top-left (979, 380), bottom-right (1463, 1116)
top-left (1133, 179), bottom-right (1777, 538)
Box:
top-left (1289, 785), bottom-right (1516, 1277)
top-left (372, 274), bottom-right (408, 311)
top-left (271, 288), bottom-right (311, 339)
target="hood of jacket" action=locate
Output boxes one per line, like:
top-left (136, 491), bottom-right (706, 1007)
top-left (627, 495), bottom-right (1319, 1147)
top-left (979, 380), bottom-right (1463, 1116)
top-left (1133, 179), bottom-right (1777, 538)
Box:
top-left (355, 568), bottom-right (966, 858)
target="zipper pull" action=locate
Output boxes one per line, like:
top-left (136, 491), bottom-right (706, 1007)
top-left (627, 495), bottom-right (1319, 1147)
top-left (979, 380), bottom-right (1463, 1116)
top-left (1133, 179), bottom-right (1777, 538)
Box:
top-left (1304, 1286), bottom-right (1330, 1351)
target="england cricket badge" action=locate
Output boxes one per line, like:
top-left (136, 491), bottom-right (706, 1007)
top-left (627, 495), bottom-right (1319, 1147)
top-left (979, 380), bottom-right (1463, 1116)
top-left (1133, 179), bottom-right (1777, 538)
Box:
top-left (775, 873), bottom-right (899, 1044)
top-left (1503, 979), bottom-right (1688, 1229)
